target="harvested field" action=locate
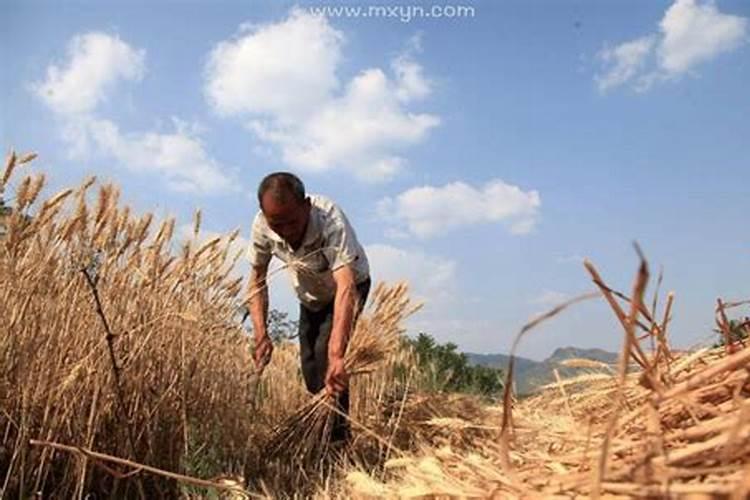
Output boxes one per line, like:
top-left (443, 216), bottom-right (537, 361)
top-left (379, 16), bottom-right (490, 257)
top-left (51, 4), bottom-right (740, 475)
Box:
top-left (342, 346), bottom-right (750, 498)
top-left (2, 153), bottom-right (749, 498)
top-left (337, 255), bottom-right (750, 499)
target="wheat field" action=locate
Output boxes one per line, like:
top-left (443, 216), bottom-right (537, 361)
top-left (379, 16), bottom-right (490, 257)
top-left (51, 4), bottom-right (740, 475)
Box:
top-left (2, 152), bottom-right (749, 499)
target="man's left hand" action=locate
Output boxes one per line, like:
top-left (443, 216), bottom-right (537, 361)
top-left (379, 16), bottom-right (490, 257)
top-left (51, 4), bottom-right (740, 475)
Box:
top-left (325, 355), bottom-right (349, 396)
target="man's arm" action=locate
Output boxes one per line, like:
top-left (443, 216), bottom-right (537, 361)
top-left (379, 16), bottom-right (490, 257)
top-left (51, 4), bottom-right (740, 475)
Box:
top-left (247, 263), bottom-right (273, 372)
top-left (325, 264), bottom-right (358, 395)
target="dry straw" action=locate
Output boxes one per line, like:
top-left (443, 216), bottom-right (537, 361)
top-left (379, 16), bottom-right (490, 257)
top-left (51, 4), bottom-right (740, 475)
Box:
top-left (4, 155), bottom-right (748, 498)
top-left (1, 156), bottom-right (442, 498)
top-left (260, 283), bottom-right (421, 469)
top-left (1, 158), bottom-right (260, 497)
top-left (340, 251), bottom-right (750, 499)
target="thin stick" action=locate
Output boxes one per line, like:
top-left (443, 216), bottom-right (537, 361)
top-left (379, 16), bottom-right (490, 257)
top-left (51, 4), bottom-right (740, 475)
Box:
top-left (659, 292), bottom-right (674, 365)
top-left (554, 369), bottom-right (574, 418)
top-left (28, 440), bottom-right (253, 496)
top-left (81, 268), bottom-right (145, 498)
top-left (716, 298), bottom-right (735, 353)
top-left (592, 252), bottom-right (649, 500)
top-left (583, 259), bottom-right (650, 370)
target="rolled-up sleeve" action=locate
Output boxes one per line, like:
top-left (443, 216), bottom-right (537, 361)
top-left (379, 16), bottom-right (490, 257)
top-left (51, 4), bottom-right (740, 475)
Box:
top-left (322, 206), bottom-right (361, 272)
top-left (247, 213), bottom-right (272, 268)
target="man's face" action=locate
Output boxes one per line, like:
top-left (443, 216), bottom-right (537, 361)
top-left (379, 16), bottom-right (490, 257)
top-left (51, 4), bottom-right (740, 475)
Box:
top-left (261, 192), bottom-right (310, 247)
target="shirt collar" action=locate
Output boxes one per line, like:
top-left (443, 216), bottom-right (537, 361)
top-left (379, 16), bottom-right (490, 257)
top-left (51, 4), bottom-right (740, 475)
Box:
top-left (260, 203), bottom-right (322, 250)
top-left (298, 204), bottom-right (322, 249)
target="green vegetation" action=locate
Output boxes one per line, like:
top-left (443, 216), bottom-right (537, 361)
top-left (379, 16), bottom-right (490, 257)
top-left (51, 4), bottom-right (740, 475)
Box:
top-left (407, 332), bottom-right (504, 398)
top-left (713, 317), bottom-right (749, 347)
top-left (242, 307), bottom-right (299, 342)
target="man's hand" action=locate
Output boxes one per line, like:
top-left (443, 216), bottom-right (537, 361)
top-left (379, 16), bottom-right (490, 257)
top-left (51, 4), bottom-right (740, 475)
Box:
top-left (254, 334), bottom-right (273, 373)
top-left (325, 265), bottom-right (356, 397)
top-left (325, 355), bottom-right (348, 396)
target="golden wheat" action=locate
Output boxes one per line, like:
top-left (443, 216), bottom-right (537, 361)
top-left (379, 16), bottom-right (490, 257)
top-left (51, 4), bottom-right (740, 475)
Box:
top-left (5, 155), bottom-right (748, 499)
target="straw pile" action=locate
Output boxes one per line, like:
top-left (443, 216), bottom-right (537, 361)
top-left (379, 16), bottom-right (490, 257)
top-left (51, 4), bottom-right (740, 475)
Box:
top-left (342, 255), bottom-right (750, 498)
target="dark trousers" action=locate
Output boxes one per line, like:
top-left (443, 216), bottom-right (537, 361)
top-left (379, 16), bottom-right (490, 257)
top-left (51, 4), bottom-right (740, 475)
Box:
top-left (298, 278), bottom-right (371, 441)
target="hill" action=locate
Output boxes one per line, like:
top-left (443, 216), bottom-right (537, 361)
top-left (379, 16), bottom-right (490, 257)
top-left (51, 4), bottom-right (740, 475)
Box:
top-left (467, 347), bottom-right (618, 394)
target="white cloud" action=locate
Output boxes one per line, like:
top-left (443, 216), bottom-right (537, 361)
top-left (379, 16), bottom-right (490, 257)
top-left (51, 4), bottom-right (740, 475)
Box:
top-left (596, 36), bottom-right (656, 92)
top-left (31, 32), bottom-right (145, 115)
top-left (365, 243), bottom-right (456, 304)
top-left (205, 10), bottom-right (342, 119)
top-left (393, 34), bottom-right (432, 102)
top-left (377, 179), bottom-right (541, 239)
top-left (596, 0), bottom-right (747, 92)
top-left (658, 0), bottom-right (748, 74)
top-left (33, 32), bottom-right (235, 194)
top-left (86, 118), bottom-right (235, 193)
top-left (204, 8), bottom-right (440, 182)
top-left (365, 243), bottom-right (501, 350)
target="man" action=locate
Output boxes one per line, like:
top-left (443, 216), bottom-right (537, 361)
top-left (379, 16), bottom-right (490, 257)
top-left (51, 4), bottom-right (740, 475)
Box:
top-left (246, 172), bottom-right (370, 440)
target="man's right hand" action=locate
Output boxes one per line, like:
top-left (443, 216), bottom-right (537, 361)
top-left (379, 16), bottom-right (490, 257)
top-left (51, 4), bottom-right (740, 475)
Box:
top-left (254, 334), bottom-right (273, 373)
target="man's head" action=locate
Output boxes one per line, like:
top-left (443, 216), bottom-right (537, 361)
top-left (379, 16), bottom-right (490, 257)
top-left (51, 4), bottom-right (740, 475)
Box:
top-left (257, 172), bottom-right (311, 247)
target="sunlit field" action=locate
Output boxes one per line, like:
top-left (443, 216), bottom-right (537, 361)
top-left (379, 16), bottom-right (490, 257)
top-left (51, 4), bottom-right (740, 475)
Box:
top-left (2, 153), bottom-right (748, 498)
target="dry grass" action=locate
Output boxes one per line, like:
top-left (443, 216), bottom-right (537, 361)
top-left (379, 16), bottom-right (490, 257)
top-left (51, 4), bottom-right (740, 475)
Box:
top-left (338, 254), bottom-right (750, 499)
top-left (3, 153), bottom-right (749, 499)
top-left (0, 153), bottom-right (436, 498)
top-left (1, 152), bottom-right (258, 497)
top-left (254, 283), bottom-right (427, 496)
top-left (344, 343), bottom-right (749, 498)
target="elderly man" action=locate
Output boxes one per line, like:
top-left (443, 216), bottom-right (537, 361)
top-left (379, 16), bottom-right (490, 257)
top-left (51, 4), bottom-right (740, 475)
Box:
top-left (246, 172), bottom-right (370, 440)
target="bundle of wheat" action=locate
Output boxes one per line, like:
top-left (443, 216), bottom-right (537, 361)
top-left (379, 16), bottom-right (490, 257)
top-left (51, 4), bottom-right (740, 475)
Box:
top-left (261, 283), bottom-right (419, 467)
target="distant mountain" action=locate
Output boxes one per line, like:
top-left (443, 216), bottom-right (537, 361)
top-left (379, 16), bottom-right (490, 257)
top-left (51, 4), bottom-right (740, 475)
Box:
top-left (467, 347), bottom-right (618, 395)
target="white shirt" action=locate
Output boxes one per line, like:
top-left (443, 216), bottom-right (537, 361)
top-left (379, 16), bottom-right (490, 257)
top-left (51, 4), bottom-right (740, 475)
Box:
top-left (248, 194), bottom-right (370, 311)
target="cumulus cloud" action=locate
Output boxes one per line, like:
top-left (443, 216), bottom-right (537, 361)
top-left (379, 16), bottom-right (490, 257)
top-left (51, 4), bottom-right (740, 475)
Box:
top-left (596, 36), bottom-right (656, 92)
top-left (204, 9), bottom-right (439, 182)
top-left (365, 243), bottom-right (456, 303)
top-left (658, 0), bottom-right (748, 73)
top-left (377, 179), bottom-right (541, 238)
top-left (205, 11), bottom-right (342, 119)
top-left (596, 0), bottom-right (747, 92)
top-left (364, 243), bottom-right (497, 350)
top-left (33, 32), bottom-right (234, 194)
top-left (86, 118), bottom-right (235, 193)
top-left (31, 32), bottom-right (145, 115)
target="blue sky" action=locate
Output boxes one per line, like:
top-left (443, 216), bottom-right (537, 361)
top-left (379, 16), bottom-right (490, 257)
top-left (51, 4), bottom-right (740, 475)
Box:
top-left (2, 0), bottom-right (749, 359)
